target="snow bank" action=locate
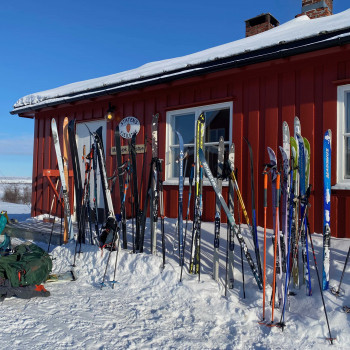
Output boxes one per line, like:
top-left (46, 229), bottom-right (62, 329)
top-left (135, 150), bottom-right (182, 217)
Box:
top-left (13, 9), bottom-right (350, 111)
top-left (0, 215), bottom-right (349, 349)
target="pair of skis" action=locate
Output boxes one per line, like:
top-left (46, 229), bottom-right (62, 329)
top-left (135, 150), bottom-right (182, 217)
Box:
top-left (51, 118), bottom-right (74, 242)
top-left (139, 114), bottom-right (165, 258)
top-left (198, 148), bottom-right (263, 290)
top-left (189, 114), bottom-right (205, 278)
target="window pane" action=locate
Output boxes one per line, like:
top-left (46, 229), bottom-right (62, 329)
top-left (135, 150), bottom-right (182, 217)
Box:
top-left (346, 137), bottom-right (350, 179)
top-left (173, 113), bottom-right (195, 145)
top-left (347, 93), bottom-right (350, 133)
top-left (204, 108), bottom-right (230, 142)
top-left (171, 146), bottom-right (195, 178)
top-left (204, 144), bottom-right (230, 178)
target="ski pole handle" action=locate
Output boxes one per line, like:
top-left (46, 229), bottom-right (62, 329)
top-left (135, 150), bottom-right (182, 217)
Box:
top-left (263, 171), bottom-right (268, 208)
top-left (276, 172), bottom-right (281, 208)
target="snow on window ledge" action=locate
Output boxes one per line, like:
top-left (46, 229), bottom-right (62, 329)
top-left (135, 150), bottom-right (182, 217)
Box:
top-left (332, 182), bottom-right (350, 190)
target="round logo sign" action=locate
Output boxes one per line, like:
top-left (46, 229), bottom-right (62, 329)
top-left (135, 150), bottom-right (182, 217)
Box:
top-left (119, 116), bottom-right (140, 139)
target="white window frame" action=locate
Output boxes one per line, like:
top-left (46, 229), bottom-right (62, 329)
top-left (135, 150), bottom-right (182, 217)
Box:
top-left (335, 84), bottom-right (350, 189)
top-left (165, 101), bottom-right (233, 185)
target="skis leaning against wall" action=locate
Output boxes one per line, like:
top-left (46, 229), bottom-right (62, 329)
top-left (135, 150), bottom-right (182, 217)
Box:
top-left (322, 129), bottom-right (332, 290)
top-left (189, 113), bottom-right (205, 276)
top-left (115, 125), bottom-right (128, 249)
top-left (150, 113), bottom-right (159, 255)
top-left (68, 119), bottom-right (85, 244)
top-left (94, 127), bottom-right (119, 249)
top-left (51, 118), bottom-right (74, 241)
top-left (213, 136), bottom-right (224, 281)
top-left (176, 131), bottom-right (184, 266)
top-left (226, 143), bottom-right (235, 291)
top-left (198, 148), bottom-right (263, 290)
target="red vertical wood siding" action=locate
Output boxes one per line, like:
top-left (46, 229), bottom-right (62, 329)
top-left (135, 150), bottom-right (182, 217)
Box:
top-left (29, 45), bottom-right (350, 238)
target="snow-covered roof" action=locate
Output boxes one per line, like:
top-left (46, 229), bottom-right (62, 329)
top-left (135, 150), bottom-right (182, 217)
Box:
top-left (11, 9), bottom-right (350, 115)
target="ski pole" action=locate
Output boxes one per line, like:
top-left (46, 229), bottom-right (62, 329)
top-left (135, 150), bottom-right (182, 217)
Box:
top-left (307, 218), bottom-right (335, 345)
top-left (180, 164), bottom-right (194, 282)
top-left (224, 205), bottom-right (231, 297)
top-left (259, 168), bottom-right (268, 323)
top-left (236, 177), bottom-right (245, 299)
top-left (47, 176), bottom-right (60, 253)
top-left (234, 168), bottom-right (245, 298)
top-left (111, 215), bottom-right (122, 289)
top-left (159, 178), bottom-right (165, 270)
top-left (268, 172), bottom-right (280, 327)
top-left (230, 169), bottom-right (263, 282)
top-left (101, 223), bottom-right (120, 289)
top-left (331, 245), bottom-right (350, 297)
top-left (225, 165), bottom-right (235, 296)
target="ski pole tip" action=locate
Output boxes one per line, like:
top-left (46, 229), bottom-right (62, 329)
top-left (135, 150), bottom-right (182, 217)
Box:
top-left (326, 337), bottom-right (336, 345)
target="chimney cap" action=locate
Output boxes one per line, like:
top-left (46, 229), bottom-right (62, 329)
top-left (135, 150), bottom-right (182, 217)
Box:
top-left (245, 13), bottom-right (279, 27)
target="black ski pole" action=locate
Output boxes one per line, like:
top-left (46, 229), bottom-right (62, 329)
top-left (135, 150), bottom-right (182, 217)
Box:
top-left (111, 216), bottom-right (122, 289)
top-left (159, 178), bottom-right (165, 270)
top-left (240, 245), bottom-right (245, 299)
top-left (235, 169), bottom-right (245, 299)
top-left (130, 174), bottom-right (135, 253)
top-left (225, 222), bottom-right (229, 297)
top-left (101, 224), bottom-right (120, 289)
top-left (331, 245), bottom-right (350, 297)
top-left (307, 218), bottom-right (335, 345)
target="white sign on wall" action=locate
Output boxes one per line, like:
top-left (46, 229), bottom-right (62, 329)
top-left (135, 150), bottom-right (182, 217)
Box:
top-left (119, 116), bottom-right (140, 139)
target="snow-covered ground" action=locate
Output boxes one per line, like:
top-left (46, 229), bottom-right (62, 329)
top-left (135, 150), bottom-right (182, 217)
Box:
top-left (0, 201), bottom-right (349, 349)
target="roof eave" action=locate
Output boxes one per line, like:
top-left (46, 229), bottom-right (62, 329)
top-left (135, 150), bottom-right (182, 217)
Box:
top-left (11, 28), bottom-right (350, 116)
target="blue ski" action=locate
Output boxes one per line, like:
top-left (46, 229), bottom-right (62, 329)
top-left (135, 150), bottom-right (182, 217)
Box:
top-left (176, 131), bottom-right (184, 266)
top-left (322, 129), bottom-right (332, 290)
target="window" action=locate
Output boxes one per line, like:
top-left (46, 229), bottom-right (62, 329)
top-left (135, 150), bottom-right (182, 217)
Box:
top-left (337, 84), bottom-right (350, 186)
top-left (166, 102), bottom-right (232, 182)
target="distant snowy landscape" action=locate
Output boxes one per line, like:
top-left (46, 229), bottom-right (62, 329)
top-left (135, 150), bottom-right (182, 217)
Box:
top-left (0, 191), bottom-right (349, 349)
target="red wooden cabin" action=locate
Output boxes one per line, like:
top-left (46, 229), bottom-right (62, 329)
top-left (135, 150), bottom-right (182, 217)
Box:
top-left (11, 1), bottom-right (350, 238)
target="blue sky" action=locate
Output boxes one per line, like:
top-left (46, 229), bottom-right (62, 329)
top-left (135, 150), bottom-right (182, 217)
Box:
top-left (1, 0), bottom-right (349, 177)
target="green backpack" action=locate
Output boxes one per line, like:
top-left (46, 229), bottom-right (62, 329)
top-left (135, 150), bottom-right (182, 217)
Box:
top-left (0, 243), bottom-right (52, 287)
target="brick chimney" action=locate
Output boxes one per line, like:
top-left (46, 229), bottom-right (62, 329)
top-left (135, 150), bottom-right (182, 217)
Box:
top-left (245, 13), bottom-right (279, 37)
top-left (300, 0), bottom-right (333, 19)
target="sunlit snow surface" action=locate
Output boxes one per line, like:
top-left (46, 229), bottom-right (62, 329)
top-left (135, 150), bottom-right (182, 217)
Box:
top-left (0, 201), bottom-right (349, 349)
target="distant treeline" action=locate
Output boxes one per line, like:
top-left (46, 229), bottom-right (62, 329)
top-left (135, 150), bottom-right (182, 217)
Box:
top-left (1, 184), bottom-right (31, 204)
